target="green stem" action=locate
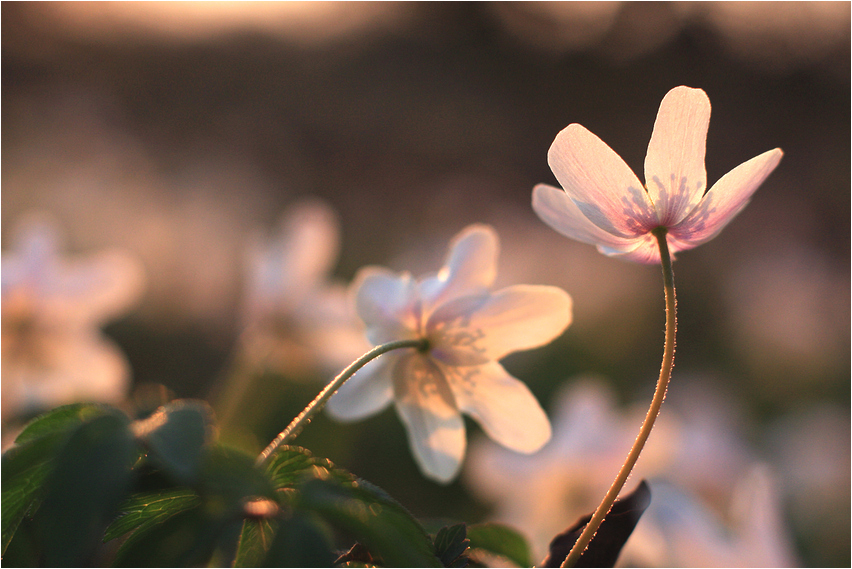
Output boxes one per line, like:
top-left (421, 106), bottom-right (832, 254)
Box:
top-left (562, 227), bottom-right (677, 567)
top-left (256, 338), bottom-right (427, 467)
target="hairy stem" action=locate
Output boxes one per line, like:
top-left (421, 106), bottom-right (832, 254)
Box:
top-left (256, 338), bottom-right (427, 467)
top-left (562, 228), bottom-right (677, 567)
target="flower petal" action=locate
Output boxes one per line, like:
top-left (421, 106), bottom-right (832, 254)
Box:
top-left (547, 123), bottom-right (656, 238)
top-left (53, 250), bottom-right (146, 326)
top-left (352, 266), bottom-right (420, 345)
top-left (326, 355), bottom-right (395, 421)
top-left (419, 224), bottom-right (499, 312)
top-left (392, 352), bottom-right (465, 483)
top-left (671, 148), bottom-right (783, 248)
top-left (444, 361), bottom-right (551, 453)
top-left (427, 284), bottom-right (572, 364)
top-left (246, 199), bottom-right (340, 312)
top-left (532, 184), bottom-right (643, 250)
top-left (2, 332), bottom-right (129, 416)
top-left (644, 86), bottom-right (711, 226)
top-left (599, 232), bottom-right (664, 264)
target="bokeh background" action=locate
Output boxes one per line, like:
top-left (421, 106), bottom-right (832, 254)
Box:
top-left (3, 2), bottom-right (849, 566)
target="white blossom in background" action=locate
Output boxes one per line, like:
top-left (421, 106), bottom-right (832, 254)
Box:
top-left (465, 378), bottom-right (797, 566)
top-left (2, 213), bottom-right (145, 419)
top-left (328, 224), bottom-right (572, 483)
top-left (239, 198), bottom-right (370, 377)
top-left (625, 468), bottom-right (798, 568)
top-left (533, 85), bottom-right (782, 263)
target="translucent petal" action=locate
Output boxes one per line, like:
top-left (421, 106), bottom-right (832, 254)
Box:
top-left (444, 361), bottom-right (551, 453)
top-left (49, 250), bottom-right (146, 325)
top-left (532, 184), bottom-right (641, 250)
top-left (419, 224), bottom-right (499, 312)
top-left (392, 353), bottom-right (465, 483)
top-left (352, 267), bottom-right (420, 345)
top-left (644, 86), bottom-right (711, 226)
top-left (326, 356), bottom-right (394, 421)
top-left (426, 285), bottom-right (572, 364)
top-left (272, 199), bottom-right (340, 303)
top-left (547, 124), bottom-right (656, 238)
top-left (599, 232), bottom-right (663, 264)
top-left (672, 149), bottom-right (783, 247)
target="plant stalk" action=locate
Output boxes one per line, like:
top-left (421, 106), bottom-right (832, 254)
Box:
top-left (561, 227), bottom-right (677, 567)
top-left (256, 338), bottom-right (426, 467)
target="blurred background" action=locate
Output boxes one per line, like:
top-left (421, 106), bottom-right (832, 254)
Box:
top-left (2, 2), bottom-right (849, 566)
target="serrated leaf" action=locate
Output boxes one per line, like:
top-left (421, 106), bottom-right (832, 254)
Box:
top-left (263, 445), bottom-right (352, 490)
top-left (434, 523), bottom-right (470, 567)
top-left (298, 478), bottom-right (442, 568)
top-left (2, 443), bottom-right (53, 554)
top-left (104, 488), bottom-right (201, 542)
top-left (111, 505), bottom-right (218, 567)
top-left (132, 400), bottom-right (216, 483)
top-left (233, 518), bottom-right (280, 568)
top-left (466, 523), bottom-right (533, 568)
top-left (36, 412), bottom-right (136, 566)
top-left (13, 403), bottom-right (113, 446)
top-left (2, 404), bottom-right (119, 554)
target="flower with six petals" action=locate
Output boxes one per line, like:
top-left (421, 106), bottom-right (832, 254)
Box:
top-left (533, 86), bottom-right (783, 263)
top-left (327, 224), bottom-right (572, 483)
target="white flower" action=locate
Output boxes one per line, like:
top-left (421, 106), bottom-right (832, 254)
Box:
top-left (240, 199), bottom-right (370, 376)
top-left (533, 86), bottom-right (783, 263)
top-left (624, 468), bottom-right (798, 568)
top-left (327, 224), bottom-right (572, 483)
top-left (2, 213), bottom-right (145, 418)
top-left (465, 378), bottom-right (797, 566)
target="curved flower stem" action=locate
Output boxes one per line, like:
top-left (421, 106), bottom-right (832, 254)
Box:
top-left (256, 338), bottom-right (427, 467)
top-left (562, 227), bottom-right (676, 568)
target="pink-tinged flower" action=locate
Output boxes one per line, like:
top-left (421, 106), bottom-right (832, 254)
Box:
top-left (327, 224), bottom-right (572, 483)
top-left (240, 199), bottom-right (370, 376)
top-left (532, 86), bottom-right (783, 263)
top-left (2, 213), bottom-right (145, 418)
top-left (465, 378), bottom-right (798, 566)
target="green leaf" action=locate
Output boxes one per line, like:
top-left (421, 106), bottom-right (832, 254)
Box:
top-left (298, 478), bottom-right (442, 568)
top-left (233, 518), bottom-right (280, 568)
top-left (132, 400), bottom-right (216, 483)
top-left (36, 411), bottom-right (136, 566)
top-left (13, 403), bottom-right (113, 446)
top-left (263, 445), bottom-right (353, 491)
top-left (262, 513), bottom-right (336, 568)
top-left (434, 523), bottom-right (470, 567)
top-left (1, 404), bottom-right (118, 554)
top-left (104, 488), bottom-right (201, 542)
top-left (199, 444), bottom-right (277, 505)
top-left (467, 523), bottom-right (533, 568)
top-left (111, 505), bottom-right (219, 567)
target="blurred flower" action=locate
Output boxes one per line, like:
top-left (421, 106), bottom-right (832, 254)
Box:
top-left (466, 378), bottom-right (666, 560)
top-left (465, 377), bottom-right (794, 565)
top-left (2, 212), bottom-right (145, 419)
top-left (328, 224), bottom-right (572, 483)
top-left (239, 198), bottom-right (370, 377)
top-left (625, 467), bottom-right (798, 568)
top-left (532, 86), bottom-right (783, 263)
